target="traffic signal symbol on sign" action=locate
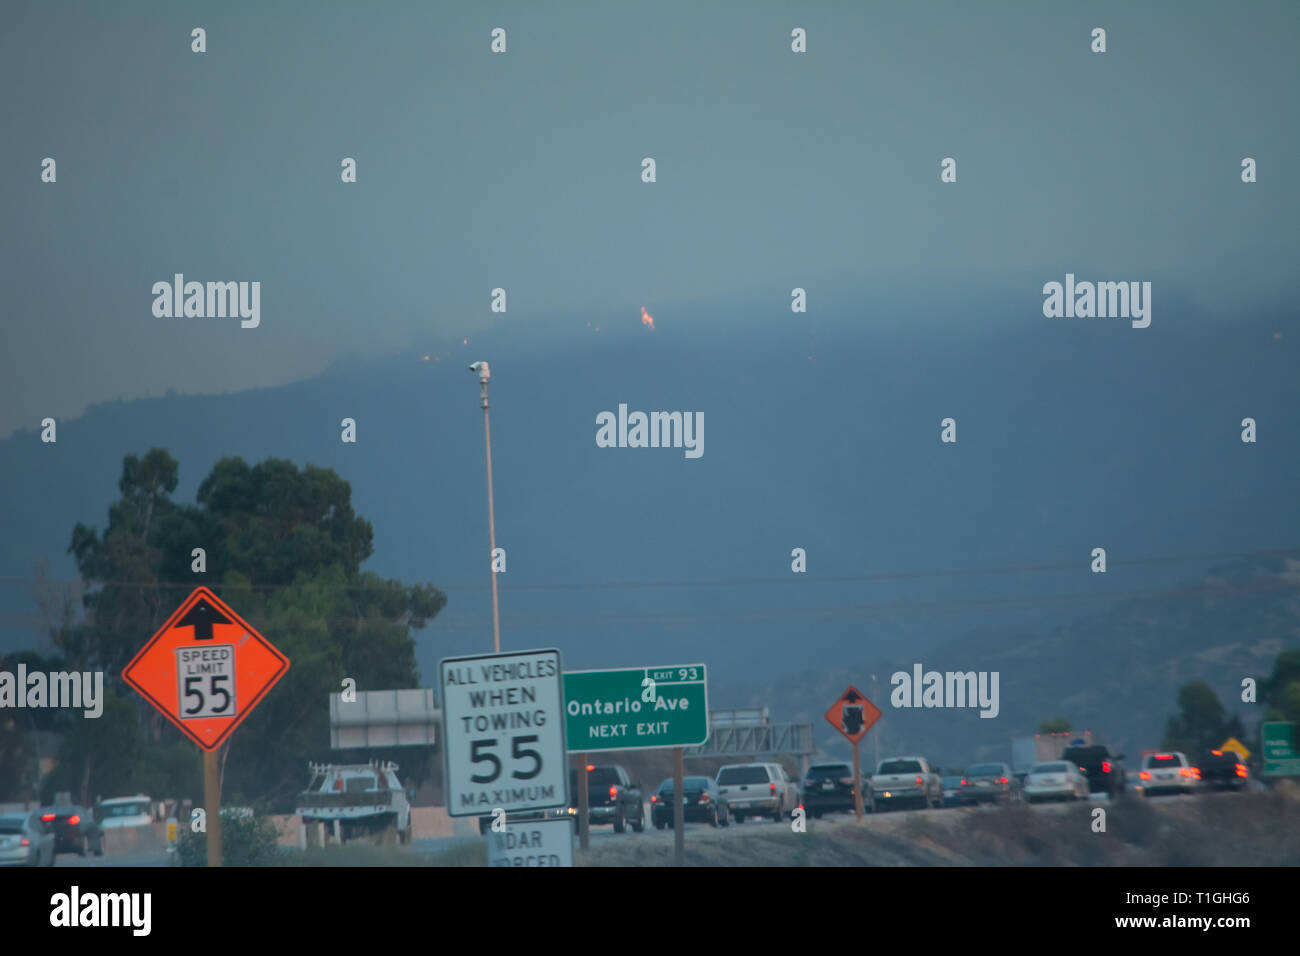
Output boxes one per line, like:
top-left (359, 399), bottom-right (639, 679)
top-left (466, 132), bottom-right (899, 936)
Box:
top-left (122, 587), bottom-right (289, 753)
top-left (825, 685), bottom-right (881, 743)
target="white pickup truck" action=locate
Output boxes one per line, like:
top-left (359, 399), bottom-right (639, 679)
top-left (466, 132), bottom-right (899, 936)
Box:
top-left (867, 756), bottom-right (942, 812)
top-left (296, 760), bottom-right (412, 845)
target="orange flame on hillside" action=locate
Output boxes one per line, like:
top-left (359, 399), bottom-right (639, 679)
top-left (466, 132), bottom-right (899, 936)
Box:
top-left (641, 307), bottom-right (655, 331)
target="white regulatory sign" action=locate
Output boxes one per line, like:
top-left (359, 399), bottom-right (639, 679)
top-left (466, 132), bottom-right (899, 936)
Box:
top-left (439, 648), bottom-right (568, 817)
top-left (176, 644), bottom-right (236, 718)
top-left (486, 818), bottom-right (574, 867)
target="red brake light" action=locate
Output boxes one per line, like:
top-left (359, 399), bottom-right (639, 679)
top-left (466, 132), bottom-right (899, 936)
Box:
top-left (1211, 750), bottom-right (1223, 756)
top-left (1179, 768), bottom-right (1190, 777)
top-left (1101, 761), bottom-right (1111, 773)
top-left (998, 777), bottom-right (1008, 784)
top-left (1139, 771), bottom-right (1151, 780)
top-left (769, 783), bottom-right (776, 793)
top-left (915, 776), bottom-right (923, 785)
top-left (1235, 765), bottom-right (1247, 777)
top-left (700, 793), bottom-right (710, 802)
top-left (586, 765), bottom-right (595, 772)
top-left (650, 795), bottom-right (658, 803)
top-left (41, 814), bottom-right (54, 822)
top-left (68, 815), bottom-right (81, 826)
top-left (21, 838), bottom-right (30, 846)
top-left (960, 779), bottom-right (968, 786)
top-left (609, 785), bottom-right (618, 799)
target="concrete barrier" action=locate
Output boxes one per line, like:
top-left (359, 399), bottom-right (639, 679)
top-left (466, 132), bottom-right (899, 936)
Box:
top-left (102, 822), bottom-right (168, 855)
top-left (267, 806), bottom-right (475, 846)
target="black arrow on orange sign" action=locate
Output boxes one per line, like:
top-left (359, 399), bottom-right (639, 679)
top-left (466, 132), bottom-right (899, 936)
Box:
top-left (175, 598), bottom-right (231, 641)
top-left (843, 688), bottom-right (863, 703)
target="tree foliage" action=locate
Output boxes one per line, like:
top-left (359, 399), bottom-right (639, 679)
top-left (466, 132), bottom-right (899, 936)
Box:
top-left (1161, 680), bottom-right (1244, 754)
top-left (177, 808), bottom-right (282, 867)
top-left (56, 449), bottom-right (446, 811)
top-left (1260, 649), bottom-right (1300, 725)
top-left (1038, 717), bottom-right (1071, 734)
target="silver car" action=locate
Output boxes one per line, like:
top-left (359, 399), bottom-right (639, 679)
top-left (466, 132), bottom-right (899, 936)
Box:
top-left (0, 812), bottom-right (55, 867)
top-left (1023, 761), bottom-right (1089, 803)
top-left (964, 761), bottom-right (1019, 804)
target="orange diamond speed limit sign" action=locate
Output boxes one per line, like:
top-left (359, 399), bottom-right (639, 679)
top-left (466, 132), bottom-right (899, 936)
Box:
top-left (122, 587), bottom-right (289, 752)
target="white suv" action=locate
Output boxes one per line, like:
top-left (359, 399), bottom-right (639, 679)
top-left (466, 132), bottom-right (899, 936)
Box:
top-left (716, 763), bottom-right (799, 823)
top-left (96, 795), bottom-right (154, 829)
top-left (1139, 752), bottom-right (1200, 796)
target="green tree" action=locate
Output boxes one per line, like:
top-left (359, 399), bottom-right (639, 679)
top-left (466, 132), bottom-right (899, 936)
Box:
top-left (1162, 680), bottom-right (1244, 754)
top-left (1260, 649), bottom-right (1300, 724)
top-left (63, 450), bottom-right (447, 811)
top-left (1039, 717), bottom-right (1071, 734)
top-left (0, 714), bottom-right (35, 802)
top-left (40, 687), bottom-right (143, 805)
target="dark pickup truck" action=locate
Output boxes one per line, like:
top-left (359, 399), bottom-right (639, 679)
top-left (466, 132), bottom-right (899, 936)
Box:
top-left (477, 764), bottom-right (645, 834)
top-left (1197, 749), bottom-right (1249, 791)
top-left (1062, 744), bottom-right (1126, 798)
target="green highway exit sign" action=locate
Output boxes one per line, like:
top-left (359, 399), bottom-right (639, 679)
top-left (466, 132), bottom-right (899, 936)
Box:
top-left (1262, 721), bottom-right (1300, 777)
top-left (563, 664), bottom-right (708, 752)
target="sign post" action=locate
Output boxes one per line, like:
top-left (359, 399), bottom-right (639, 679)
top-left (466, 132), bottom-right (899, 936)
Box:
top-left (577, 755), bottom-right (589, 850)
top-left (825, 685), bottom-right (882, 821)
top-left (672, 746), bottom-right (685, 866)
top-left (439, 649), bottom-right (568, 818)
top-left (122, 587), bottom-right (290, 868)
top-left (204, 749), bottom-right (221, 867)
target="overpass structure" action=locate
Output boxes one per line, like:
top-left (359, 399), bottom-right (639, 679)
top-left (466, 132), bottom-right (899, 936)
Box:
top-left (329, 689), bottom-right (439, 749)
top-left (685, 708), bottom-right (816, 774)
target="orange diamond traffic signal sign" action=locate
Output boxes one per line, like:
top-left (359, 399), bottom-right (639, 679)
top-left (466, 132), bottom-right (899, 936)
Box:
top-left (122, 586), bottom-right (289, 752)
top-left (825, 685), bottom-right (881, 744)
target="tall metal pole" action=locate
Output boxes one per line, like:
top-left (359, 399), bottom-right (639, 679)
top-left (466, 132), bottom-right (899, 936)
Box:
top-left (474, 363), bottom-right (501, 654)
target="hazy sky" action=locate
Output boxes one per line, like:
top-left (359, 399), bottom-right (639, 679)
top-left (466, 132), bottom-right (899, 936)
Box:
top-left (2, 0), bottom-right (1296, 438)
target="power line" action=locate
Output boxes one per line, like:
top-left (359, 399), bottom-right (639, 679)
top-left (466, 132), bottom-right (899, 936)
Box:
top-left (0, 545), bottom-right (1293, 595)
top-left (4, 574), bottom-right (1291, 633)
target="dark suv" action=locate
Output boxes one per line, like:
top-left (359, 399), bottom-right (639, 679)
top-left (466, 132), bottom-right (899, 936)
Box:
top-left (1061, 744), bottom-right (1126, 798)
top-left (799, 762), bottom-right (863, 817)
top-left (477, 764), bottom-right (644, 834)
top-left (1197, 749), bottom-right (1249, 791)
top-left (574, 765), bottom-right (644, 832)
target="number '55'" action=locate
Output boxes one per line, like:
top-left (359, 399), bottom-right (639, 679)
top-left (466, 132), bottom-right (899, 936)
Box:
top-left (469, 736), bottom-right (542, 783)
